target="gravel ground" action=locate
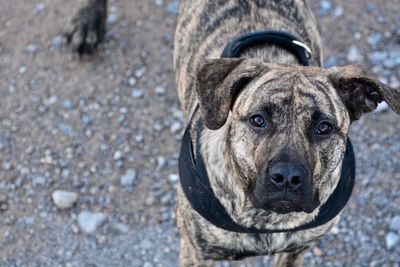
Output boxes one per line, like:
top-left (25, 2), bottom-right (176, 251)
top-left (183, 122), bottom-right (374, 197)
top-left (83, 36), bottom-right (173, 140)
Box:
top-left (0, 0), bottom-right (399, 266)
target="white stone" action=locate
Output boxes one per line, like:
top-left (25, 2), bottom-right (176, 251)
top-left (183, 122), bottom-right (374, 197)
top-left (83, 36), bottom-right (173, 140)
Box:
top-left (78, 211), bottom-right (106, 234)
top-left (120, 169), bottom-right (137, 186)
top-left (52, 190), bottom-right (78, 209)
top-left (386, 232), bottom-right (399, 249)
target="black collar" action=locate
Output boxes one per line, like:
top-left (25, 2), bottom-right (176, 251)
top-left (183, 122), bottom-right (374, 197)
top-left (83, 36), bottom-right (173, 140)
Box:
top-left (221, 30), bottom-right (312, 65)
top-left (178, 31), bottom-right (356, 234)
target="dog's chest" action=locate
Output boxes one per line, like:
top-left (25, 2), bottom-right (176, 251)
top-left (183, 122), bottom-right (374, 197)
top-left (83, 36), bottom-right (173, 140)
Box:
top-left (194, 222), bottom-right (328, 260)
top-left (196, 228), bottom-right (322, 260)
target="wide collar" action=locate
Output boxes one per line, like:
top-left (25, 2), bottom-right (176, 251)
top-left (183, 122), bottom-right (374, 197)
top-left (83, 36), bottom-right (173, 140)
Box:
top-left (178, 31), bottom-right (356, 234)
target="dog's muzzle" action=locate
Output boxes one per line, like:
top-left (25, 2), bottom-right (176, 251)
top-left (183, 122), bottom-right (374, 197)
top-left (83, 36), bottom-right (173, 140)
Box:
top-left (251, 161), bottom-right (319, 214)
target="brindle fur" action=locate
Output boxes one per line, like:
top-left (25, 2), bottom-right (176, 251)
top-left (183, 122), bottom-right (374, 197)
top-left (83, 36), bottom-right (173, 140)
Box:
top-left (174, 1), bottom-right (400, 266)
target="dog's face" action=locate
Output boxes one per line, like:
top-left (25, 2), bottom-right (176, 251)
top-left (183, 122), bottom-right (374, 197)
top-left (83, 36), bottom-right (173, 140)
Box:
top-left (196, 58), bottom-right (400, 214)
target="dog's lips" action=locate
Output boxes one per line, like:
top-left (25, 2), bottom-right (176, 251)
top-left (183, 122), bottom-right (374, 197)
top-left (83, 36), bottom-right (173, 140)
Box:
top-left (261, 200), bottom-right (304, 214)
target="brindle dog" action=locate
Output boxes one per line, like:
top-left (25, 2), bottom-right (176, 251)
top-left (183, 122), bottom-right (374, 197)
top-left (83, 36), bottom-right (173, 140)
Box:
top-left (66, 0), bottom-right (400, 266)
top-left (173, 1), bottom-right (400, 267)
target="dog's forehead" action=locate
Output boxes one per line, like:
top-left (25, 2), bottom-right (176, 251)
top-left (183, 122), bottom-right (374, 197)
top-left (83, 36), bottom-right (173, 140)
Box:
top-left (235, 66), bottom-right (341, 114)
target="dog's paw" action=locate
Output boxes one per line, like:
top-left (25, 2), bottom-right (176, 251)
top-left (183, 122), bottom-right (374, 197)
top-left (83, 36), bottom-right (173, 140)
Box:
top-left (65, 1), bottom-right (107, 56)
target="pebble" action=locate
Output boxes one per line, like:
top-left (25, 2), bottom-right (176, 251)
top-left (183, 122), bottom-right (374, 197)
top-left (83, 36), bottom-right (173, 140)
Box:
top-left (77, 211), bottom-right (106, 234)
top-left (58, 123), bottom-right (75, 137)
top-left (36, 3), bottom-right (46, 13)
top-left (109, 223), bottom-right (129, 235)
top-left (52, 35), bottom-right (65, 49)
top-left (131, 89), bottom-right (144, 99)
top-left (333, 6), bottom-right (344, 17)
top-left (155, 85), bottom-right (166, 95)
top-left (390, 216), bottom-right (400, 232)
top-left (19, 65), bottom-right (27, 74)
top-left (347, 46), bottom-right (363, 63)
top-left (368, 51), bottom-right (387, 64)
top-left (62, 100), bottom-right (74, 110)
top-left (367, 33), bottom-right (382, 48)
top-left (170, 121), bottom-right (182, 134)
top-left (166, 1), bottom-right (179, 16)
top-left (168, 174), bottom-right (179, 183)
top-left (385, 232), bottom-right (399, 249)
top-left (26, 44), bottom-right (38, 54)
top-left (32, 175), bottom-right (46, 186)
top-left (128, 77), bottom-right (136, 87)
top-left (155, 0), bottom-right (163, 6)
top-left (51, 190), bottom-right (78, 209)
top-left (107, 13), bottom-right (119, 25)
top-left (319, 0), bottom-right (332, 16)
top-left (120, 169), bottom-right (137, 187)
top-left (135, 67), bottom-right (146, 78)
top-left (113, 150), bottom-right (123, 160)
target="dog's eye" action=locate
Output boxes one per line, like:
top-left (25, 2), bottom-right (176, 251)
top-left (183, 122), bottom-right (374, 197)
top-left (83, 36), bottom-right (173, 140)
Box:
top-left (249, 115), bottom-right (266, 128)
top-left (315, 121), bottom-right (333, 135)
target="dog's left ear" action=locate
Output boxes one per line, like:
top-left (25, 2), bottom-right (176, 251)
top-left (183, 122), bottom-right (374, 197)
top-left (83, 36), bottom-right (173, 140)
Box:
top-left (196, 58), bottom-right (266, 130)
top-left (329, 65), bottom-right (400, 121)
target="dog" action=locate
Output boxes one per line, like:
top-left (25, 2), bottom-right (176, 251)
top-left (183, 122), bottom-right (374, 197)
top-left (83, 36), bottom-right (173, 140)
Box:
top-left (65, 0), bottom-right (400, 266)
top-left (173, 1), bottom-right (400, 267)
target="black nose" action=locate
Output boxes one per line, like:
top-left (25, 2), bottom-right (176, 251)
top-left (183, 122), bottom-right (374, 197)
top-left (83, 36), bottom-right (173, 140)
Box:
top-left (269, 162), bottom-right (308, 191)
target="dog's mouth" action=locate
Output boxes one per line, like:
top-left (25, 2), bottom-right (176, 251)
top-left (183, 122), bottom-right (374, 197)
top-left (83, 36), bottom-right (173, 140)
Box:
top-left (261, 200), bottom-right (304, 214)
top-left (252, 191), bottom-right (319, 214)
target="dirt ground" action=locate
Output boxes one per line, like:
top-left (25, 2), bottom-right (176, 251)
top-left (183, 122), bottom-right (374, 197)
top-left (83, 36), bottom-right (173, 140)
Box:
top-left (0, 0), bottom-right (399, 266)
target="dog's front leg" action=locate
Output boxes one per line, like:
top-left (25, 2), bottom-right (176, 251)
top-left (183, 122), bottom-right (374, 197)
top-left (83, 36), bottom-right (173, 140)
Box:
top-left (179, 236), bottom-right (214, 267)
top-left (273, 248), bottom-right (308, 267)
top-left (65, 0), bottom-right (107, 56)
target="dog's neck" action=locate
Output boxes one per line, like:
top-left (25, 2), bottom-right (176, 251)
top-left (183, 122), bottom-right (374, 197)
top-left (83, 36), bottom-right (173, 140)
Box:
top-left (240, 44), bottom-right (301, 65)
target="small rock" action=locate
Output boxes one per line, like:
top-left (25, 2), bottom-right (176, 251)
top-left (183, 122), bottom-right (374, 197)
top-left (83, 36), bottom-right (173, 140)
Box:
top-left (135, 67), bottom-right (146, 78)
top-left (367, 33), bottom-right (382, 48)
top-left (155, 85), bottom-right (166, 95)
top-left (113, 150), bottom-right (123, 160)
top-left (120, 169), bottom-right (137, 187)
top-left (368, 51), bottom-right (387, 64)
top-left (168, 173), bottom-right (179, 183)
top-left (131, 89), bottom-right (144, 99)
top-left (330, 225), bottom-right (340, 234)
top-left (36, 3), bottom-right (46, 12)
top-left (145, 195), bottom-right (155, 206)
top-left (109, 223), bottom-right (129, 234)
top-left (319, 0), bottom-right (332, 16)
top-left (166, 1), bottom-right (179, 15)
top-left (52, 35), bottom-right (65, 49)
top-left (78, 211), bottom-right (106, 234)
top-left (170, 121), bottom-right (182, 134)
top-left (390, 216), bottom-right (400, 232)
top-left (26, 44), bottom-right (38, 54)
top-left (385, 232), bottom-right (399, 249)
top-left (62, 100), bottom-right (74, 110)
top-left (107, 13), bottom-right (118, 24)
top-left (333, 6), bottom-right (344, 17)
top-left (347, 46), bottom-right (363, 63)
top-left (19, 66), bottom-right (27, 74)
top-left (143, 262), bottom-right (154, 267)
top-left (32, 175), bottom-right (46, 186)
top-left (128, 77), bottom-right (136, 87)
top-left (51, 190), bottom-right (78, 209)
top-left (58, 123), bottom-right (75, 137)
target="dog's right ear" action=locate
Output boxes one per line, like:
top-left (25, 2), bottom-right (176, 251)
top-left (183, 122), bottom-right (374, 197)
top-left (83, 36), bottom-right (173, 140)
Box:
top-left (196, 58), bottom-right (266, 130)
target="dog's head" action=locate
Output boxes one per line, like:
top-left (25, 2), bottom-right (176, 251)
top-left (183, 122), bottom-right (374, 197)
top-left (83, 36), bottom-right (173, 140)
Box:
top-left (196, 58), bottom-right (400, 214)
